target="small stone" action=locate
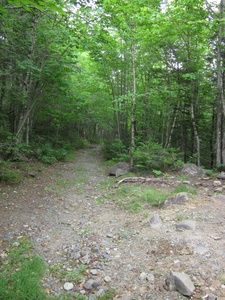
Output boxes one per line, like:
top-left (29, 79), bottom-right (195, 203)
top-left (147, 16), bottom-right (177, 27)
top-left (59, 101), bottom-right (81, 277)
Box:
top-left (149, 214), bottom-right (161, 228)
top-left (109, 220), bottom-right (117, 223)
top-left (13, 242), bottom-right (20, 247)
top-left (104, 276), bottom-right (111, 282)
top-left (90, 269), bottom-right (98, 275)
top-left (139, 272), bottom-right (147, 281)
top-left (63, 282), bottom-right (74, 291)
top-left (84, 279), bottom-right (94, 290)
top-left (176, 220), bottom-right (196, 231)
top-left (213, 180), bottom-right (222, 187)
top-left (146, 274), bottom-right (154, 282)
top-left (89, 295), bottom-right (97, 300)
top-left (92, 278), bottom-right (102, 287)
top-left (80, 254), bottom-right (90, 264)
top-left (71, 252), bottom-right (81, 260)
top-left (106, 233), bottom-right (113, 238)
top-left (183, 181), bottom-right (191, 184)
top-left (163, 192), bottom-right (189, 206)
top-left (203, 294), bottom-right (218, 300)
top-left (166, 271), bottom-right (195, 296)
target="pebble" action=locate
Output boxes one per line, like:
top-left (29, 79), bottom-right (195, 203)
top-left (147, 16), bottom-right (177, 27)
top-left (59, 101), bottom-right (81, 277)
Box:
top-left (13, 242), bottom-right (20, 247)
top-left (106, 233), bottom-right (113, 238)
top-left (92, 278), bottom-right (102, 287)
top-left (63, 282), bottom-right (74, 291)
top-left (84, 279), bottom-right (94, 290)
top-left (104, 276), bottom-right (111, 282)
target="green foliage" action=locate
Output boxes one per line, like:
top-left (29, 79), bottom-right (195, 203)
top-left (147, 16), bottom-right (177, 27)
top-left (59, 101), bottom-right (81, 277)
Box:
top-left (0, 237), bottom-right (47, 300)
top-left (35, 142), bottom-right (68, 164)
top-left (133, 142), bottom-right (183, 172)
top-left (0, 162), bottom-right (20, 182)
top-left (172, 184), bottom-right (197, 195)
top-left (102, 139), bottom-right (129, 161)
top-left (135, 187), bottom-right (169, 206)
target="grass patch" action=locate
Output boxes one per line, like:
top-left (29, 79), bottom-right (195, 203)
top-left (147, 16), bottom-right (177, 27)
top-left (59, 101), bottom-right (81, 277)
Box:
top-left (126, 199), bottom-right (142, 212)
top-left (51, 177), bottom-right (88, 194)
top-left (0, 237), bottom-right (47, 300)
top-left (172, 184), bottom-right (197, 195)
top-left (135, 187), bottom-right (169, 206)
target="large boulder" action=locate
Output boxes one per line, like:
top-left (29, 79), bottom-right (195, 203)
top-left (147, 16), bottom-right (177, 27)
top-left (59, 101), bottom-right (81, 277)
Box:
top-left (181, 163), bottom-right (207, 176)
top-left (108, 162), bottom-right (131, 177)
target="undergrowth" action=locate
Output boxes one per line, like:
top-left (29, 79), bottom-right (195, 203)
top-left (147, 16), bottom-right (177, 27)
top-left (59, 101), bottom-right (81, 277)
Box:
top-left (99, 181), bottom-right (197, 212)
top-left (0, 237), bottom-right (115, 300)
top-left (0, 237), bottom-right (47, 300)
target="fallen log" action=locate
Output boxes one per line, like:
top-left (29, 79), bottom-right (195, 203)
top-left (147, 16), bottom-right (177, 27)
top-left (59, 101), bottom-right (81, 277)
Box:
top-left (115, 177), bottom-right (176, 188)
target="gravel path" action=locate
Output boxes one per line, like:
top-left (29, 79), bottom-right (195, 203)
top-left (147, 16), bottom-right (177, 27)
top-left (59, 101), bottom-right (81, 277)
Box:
top-left (1, 146), bottom-right (225, 299)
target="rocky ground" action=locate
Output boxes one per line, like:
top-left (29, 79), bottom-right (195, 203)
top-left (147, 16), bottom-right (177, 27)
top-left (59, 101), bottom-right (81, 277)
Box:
top-left (1, 146), bottom-right (225, 300)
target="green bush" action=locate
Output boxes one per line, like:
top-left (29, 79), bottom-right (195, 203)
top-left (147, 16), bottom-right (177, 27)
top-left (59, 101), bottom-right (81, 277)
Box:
top-left (133, 142), bottom-right (183, 172)
top-left (35, 142), bottom-right (68, 163)
top-left (102, 138), bottom-right (129, 161)
top-left (0, 162), bottom-right (20, 182)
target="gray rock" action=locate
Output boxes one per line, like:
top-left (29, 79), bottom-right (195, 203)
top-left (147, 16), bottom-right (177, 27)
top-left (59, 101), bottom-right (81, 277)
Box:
top-left (104, 276), bottom-right (111, 283)
top-left (166, 271), bottom-right (195, 296)
top-left (70, 252), bottom-right (81, 260)
top-left (149, 214), bottom-right (162, 228)
top-left (139, 272), bottom-right (147, 281)
top-left (217, 172), bottom-right (225, 180)
top-left (84, 279), bottom-right (94, 290)
top-left (181, 163), bottom-right (206, 176)
top-left (146, 274), bottom-right (154, 282)
top-left (90, 269), bottom-right (98, 275)
top-left (108, 162), bottom-right (131, 177)
top-left (203, 294), bottom-right (218, 300)
top-left (163, 192), bottom-right (189, 207)
top-left (213, 180), bottom-right (222, 187)
top-left (92, 278), bottom-right (102, 287)
top-left (176, 220), bottom-right (196, 231)
top-left (80, 253), bottom-right (90, 264)
top-left (63, 282), bottom-right (74, 291)
top-left (106, 233), bottom-right (113, 238)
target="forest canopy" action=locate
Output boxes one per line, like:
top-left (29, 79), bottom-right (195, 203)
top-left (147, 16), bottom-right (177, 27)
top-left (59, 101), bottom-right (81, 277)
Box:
top-left (0, 0), bottom-right (224, 171)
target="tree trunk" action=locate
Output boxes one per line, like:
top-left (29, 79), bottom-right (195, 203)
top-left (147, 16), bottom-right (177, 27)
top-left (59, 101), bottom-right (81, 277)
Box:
top-left (216, 0), bottom-right (225, 166)
top-left (130, 36), bottom-right (136, 167)
top-left (190, 99), bottom-right (200, 166)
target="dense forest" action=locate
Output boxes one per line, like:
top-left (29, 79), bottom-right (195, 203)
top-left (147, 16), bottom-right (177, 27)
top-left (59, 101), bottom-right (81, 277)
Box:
top-left (0, 0), bottom-right (224, 175)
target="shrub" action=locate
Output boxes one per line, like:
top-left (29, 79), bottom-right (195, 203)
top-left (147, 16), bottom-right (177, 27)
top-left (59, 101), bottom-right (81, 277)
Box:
top-left (0, 162), bottom-right (20, 182)
top-left (133, 142), bottom-right (183, 172)
top-left (102, 138), bottom-right (129, 161)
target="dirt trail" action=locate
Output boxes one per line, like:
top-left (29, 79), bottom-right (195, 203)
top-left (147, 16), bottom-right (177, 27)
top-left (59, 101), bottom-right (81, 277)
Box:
top-left (1, 146), bottom-right (225, 299)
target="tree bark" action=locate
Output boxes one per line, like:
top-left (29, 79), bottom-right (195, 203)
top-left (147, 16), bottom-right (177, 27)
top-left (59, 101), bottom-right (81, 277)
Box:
top-left (216, 0), bottom-right (225, 166)
top-left (130, 19), bottom-right (136, 167)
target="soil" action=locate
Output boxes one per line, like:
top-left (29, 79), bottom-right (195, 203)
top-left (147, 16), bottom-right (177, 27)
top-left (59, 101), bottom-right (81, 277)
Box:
top-left (1, 145), bottom-right (225, 300)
